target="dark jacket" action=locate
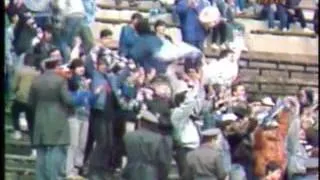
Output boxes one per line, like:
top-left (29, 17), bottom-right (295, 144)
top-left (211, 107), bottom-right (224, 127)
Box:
top-left (122, 128), bottom-right (173, 180)
top-left (28, 70), bottom-right (73, 146)
top-left (285, 0), bottom-right (301, 8)
top-left (13, 22), bottom-right (37, 55)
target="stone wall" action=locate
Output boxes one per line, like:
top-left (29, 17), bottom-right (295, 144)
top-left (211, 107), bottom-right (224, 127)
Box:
top-left (236, 58), bottom-right (318, 97)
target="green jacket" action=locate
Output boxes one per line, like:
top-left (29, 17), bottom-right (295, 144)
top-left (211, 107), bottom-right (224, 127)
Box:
top-left (12, 66), bottom-right (40, 103)
top-left (28, 70), bottom-right (73, 146)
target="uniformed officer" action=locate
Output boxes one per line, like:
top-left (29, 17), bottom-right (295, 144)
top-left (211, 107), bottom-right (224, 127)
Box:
top-left (186, 128), bottom-right (231, 180)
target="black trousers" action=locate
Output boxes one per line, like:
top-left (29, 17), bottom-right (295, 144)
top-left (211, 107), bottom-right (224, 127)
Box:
top-left (88, 109), bottom-right (114, 170)
top-left (11, 100), bottom-right (34, 138)
top-left (287, 8), bottom-right (306, 29)
top-left (174, 146), bottom-right (194, 180)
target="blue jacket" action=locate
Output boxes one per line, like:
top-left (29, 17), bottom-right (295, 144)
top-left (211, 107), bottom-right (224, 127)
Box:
top-left (175, 0), bottom-right (209, 42)
top-left (119, 25), bottom-right (139, 58)
top-left (91, 70), bottom-right (109, 110)
top-left (129, 34), bottom-right (169, 74)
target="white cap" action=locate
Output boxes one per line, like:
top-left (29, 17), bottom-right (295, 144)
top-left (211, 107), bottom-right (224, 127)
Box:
top-left (221, 113), bottom-right (238, 122)
top-left (261, 97), bottom-right (275, 106)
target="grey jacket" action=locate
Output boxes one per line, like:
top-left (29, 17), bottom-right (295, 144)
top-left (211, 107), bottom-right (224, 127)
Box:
top-left (28, 70), bottom-right (73, 146)
top-left (186, 144), bottom-right (230, 180)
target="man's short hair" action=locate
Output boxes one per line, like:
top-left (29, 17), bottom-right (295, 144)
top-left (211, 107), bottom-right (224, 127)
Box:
top-left (154, 20), bottom-right (166, 29)
top-left (231, 83), bottom-right (243, 94)
top-left (131, 13), bottom-right (143, 21)
top-left (42, 24), bottom-right (54, 33)
top-left (100, 29), bottom-right (113, 39)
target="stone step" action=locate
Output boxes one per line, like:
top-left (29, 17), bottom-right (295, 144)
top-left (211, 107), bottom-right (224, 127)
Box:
top-left (5, 154), bottom-right (179, 180)
top-left (96, 0), bottom-right (317, 17)
top-left (90, 21), bottom-right (318, 59)
top-left (95, 6), bottom-right (315, 31)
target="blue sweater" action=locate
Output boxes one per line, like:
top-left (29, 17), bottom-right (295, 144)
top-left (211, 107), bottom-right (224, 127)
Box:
top-left (119, 25), bottom-right (139, 58)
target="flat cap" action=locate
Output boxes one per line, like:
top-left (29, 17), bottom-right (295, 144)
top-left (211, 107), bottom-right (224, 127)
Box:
top-left (201, 128), bottom-right (221, 137)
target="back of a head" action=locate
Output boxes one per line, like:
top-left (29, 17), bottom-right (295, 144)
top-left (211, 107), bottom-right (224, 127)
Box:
top-left (154, 19), bottom-right (166, 29)
top-left (69, 58), bottom-right (84, 70)
top-left (131, 13), bottom-right (143, 22)
top-left (135, 18), bottom-right (152, 35)
top-left (100, 28), bottom-right (113, 39)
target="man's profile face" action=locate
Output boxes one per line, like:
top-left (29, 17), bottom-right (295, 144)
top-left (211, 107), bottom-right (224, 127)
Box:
top-left (234, 85), bottom-right (246, 99)
top-left (101, 36), bottom-right (112, 47)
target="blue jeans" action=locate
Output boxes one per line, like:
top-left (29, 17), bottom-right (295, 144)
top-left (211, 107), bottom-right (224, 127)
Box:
top-left (63, 16), bottom-right (85, 47)
top-left (36, 145), bottom-right (67, 180)
top-left (263, 4), bottom-right (288, 30)
top-left (235, 0), bottom-right (246, 11)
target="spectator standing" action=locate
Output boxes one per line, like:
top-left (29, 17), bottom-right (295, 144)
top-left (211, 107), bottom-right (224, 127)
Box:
top-left (11, 54), bottom-right (40, 141)
top-left (33, 24), bottom-right (56, 70)
top-left (171, 87), bottom-right (202, 180)
top-left (175, 0), bottom-right (211, 50)
top-left (66, 59), bottom-right (93, 179)
top-left (86, 58), bottom-right (119, 179)
top-left (28, 57), bottom-right (74, 180)
top-left (119, 13), bottom-right (143, 58)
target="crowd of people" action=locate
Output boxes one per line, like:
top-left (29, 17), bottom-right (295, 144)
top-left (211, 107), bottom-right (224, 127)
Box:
top-left (5, 0), bottom-right (319, 180)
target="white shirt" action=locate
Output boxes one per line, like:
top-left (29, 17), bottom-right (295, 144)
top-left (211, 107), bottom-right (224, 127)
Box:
top-left (202, 56), bottom-right (239, 86)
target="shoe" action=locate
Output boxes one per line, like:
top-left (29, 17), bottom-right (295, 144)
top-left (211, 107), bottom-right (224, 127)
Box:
top-left (303, 28), bottom-right (313, 33)
top-left (11, 131), bottom-right (22, 140)
top-left (210, 43), bottom-right (220, 50)
top-left (220, 44), bottom-right (227, 50)
top-left (30, 149), bottom-right (37, 158)
top-left (282, 28), bottom-right (288, 32)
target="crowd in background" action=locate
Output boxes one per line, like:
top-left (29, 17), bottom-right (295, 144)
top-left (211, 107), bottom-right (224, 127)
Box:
top-left (5, 0), bottom-right (319, 180)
